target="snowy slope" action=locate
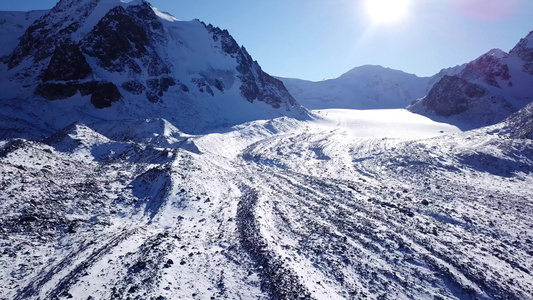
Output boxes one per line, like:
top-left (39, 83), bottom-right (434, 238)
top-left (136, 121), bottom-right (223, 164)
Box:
top-left (0, 0), bottom-right (308, 139)
top-left (280, 65), bottom-right (432, 109)
top-left (1, 108), bottom-right (532, 299)
top-left (409, 32), bottom-right (533, 127)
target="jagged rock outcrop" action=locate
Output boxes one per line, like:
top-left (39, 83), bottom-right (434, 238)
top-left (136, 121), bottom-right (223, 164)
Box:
top-left (510, 31), bottom-right (533, 75)
top-left (35, 81), bottom-right (122, 108)
top-left (409, 31), bottom-right (533, 128)
top-left (41, 40), bottom-right (92, 82)
top-left (416, 75), bottom-right (487, 117)
top-left (7, 0), bottom-right (102, 69)
top-left (460, 49), bottom-right (511, 88)
top-left (205, 23), bottom-right (297, 109)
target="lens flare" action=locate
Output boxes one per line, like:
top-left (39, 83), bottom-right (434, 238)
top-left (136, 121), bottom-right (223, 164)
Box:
top-left (365, 0), bottom-right (411, 23)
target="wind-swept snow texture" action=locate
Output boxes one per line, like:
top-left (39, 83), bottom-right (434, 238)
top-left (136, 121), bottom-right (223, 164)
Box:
top-left (409, 32), bottom-right (533, 127)
top-left (0, 0), bottom-right (307, 139)
top-left (1, 108), bottom-right (532, 300)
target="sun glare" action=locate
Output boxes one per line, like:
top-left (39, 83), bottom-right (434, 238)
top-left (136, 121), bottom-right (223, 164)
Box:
top-left (365, 0), bottom-right (411, 23)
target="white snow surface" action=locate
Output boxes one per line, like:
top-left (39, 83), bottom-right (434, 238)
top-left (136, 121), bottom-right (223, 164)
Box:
top-left (312, 109), bottom-right (461, 138)
top-left (1, 108), bottom-right (532, 300)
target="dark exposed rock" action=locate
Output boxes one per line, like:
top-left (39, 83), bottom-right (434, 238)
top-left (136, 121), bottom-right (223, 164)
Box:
top-left (236, 49), bottom-right (260, 103)
top-left (41, 40), bottom-right (92, 82)
top-left (35, 82), bottom-right (79, 100)
top-left (88, 82), bottom-right (122, 108)
top-left (82, 6), bottom-right (147, 74)
top-left (122, 80), bottom-right (146, 95)
top-left (460, 50), bottom-right (511, 88)
top-left (236, 47), bottom-right (297, 109)
top-left (7, 0), bottom-right (99, 69)
top-left (5, 0), bottom-right (303, 130)
top-left (146, 91), bottom-right (160, 103)
top-left (163, 259), bottom-right (173, 268)
top-left (180, 84), bottom-right (189, 93)
top-left (257, 71), bottom-right (297, 109)
top-left (127, 1), bottom-right (165, 35)
top-left (202, 22), bottom-right (298, 110)
top-left (499, 102), bottom-right (533, 139)
top-left (147, 58), bottom-right (171, 77)
top-left (416, 76), bottom-right (487, 117)
top-left (160, 77), bottom-right (176, 94)
top-left (147, 77), bottom-right (176, 97)
top-left (213, 79), bottom-right (224, 92)
top-left (81, 3), bottom-right (170, 76)
top-left (205, 24), bottom-right (240, 55)
top-left (192, 78), bottom-right (214, 96)
top-left (145, 77), bottom-right (177, 102)
top-left (8, 18), bottom-right (52, 69)
top-left (35, 81), bottom-right (122, 108)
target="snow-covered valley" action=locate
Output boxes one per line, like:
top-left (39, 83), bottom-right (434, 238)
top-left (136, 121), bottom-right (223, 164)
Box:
top-left (1, 109), bottom-right (532, 299)
top-left (1, 0), bottom-right (533, 299)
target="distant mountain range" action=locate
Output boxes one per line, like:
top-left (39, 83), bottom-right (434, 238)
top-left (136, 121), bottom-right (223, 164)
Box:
top-left (279, 64), bottom-right (464, 110)
top-left (280, 32), bottom-right (533, 129)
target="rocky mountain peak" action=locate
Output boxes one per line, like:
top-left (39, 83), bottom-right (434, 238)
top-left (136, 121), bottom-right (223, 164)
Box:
top-left (409, 30), bottom-right (533, 128)
top-left (510, 30), bottom-right (533, 75)
top-left (0, 0), bottom-right (305, 137)
top-left (460, 48), bottom-right (510, 88)
top-left (8, 0), bottom-right (105, 69)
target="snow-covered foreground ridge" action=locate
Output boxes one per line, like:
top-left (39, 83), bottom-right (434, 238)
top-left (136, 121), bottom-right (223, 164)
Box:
top-left (1, 108), bottom-right (532, 300)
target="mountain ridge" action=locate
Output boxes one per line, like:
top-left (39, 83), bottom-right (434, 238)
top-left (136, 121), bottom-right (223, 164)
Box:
top-left (279, 64), bottom-right (432, 110)
top-left (0, 0), bottom-right (307, 139)
top-left (409, 31), bottom-right (533, 127)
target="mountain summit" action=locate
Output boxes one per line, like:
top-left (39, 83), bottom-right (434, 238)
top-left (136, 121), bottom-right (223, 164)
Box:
top-left (409, 31), bottom-right (533, 127)
top-left (0, 0), bottom-right (306, 138)
top-left (279, 65), bottom-right (432, 110)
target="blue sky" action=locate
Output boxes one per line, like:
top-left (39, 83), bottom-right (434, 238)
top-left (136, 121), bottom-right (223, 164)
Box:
top-left (1, 0), bottom-right (533, 81)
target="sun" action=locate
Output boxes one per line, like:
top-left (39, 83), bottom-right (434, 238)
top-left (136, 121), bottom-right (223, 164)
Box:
top-left (365, 0), bottom-right (411, 23)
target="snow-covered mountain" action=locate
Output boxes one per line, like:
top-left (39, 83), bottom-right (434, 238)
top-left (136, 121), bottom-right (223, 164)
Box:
top-left (0, 0), bottom-right (307, 139)
top-left (409, 31), bottom-right (533, 127)
top-left (279, 65), bottom-right (433, 109)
